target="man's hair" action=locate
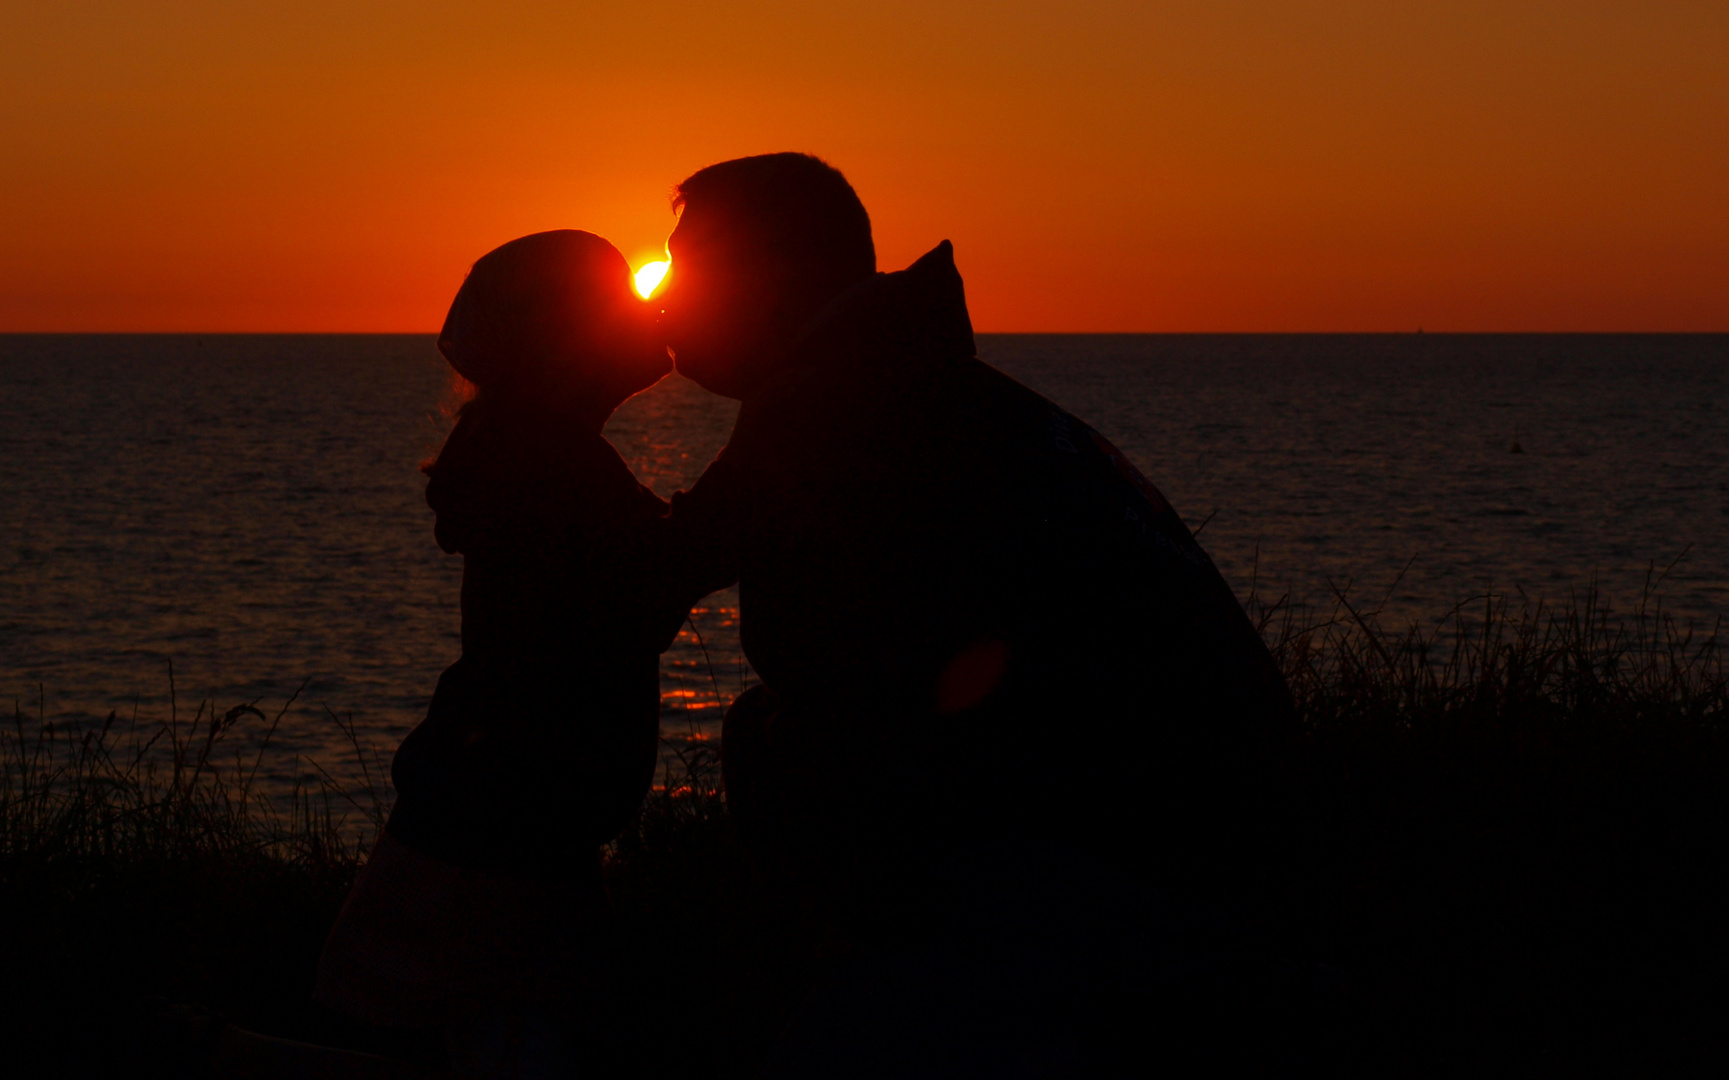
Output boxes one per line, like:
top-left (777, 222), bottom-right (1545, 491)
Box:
top-left (673, 153), bottom-right (875, 285)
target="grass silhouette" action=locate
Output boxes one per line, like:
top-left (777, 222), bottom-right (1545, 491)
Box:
top-left (1250, 571), bottom-right (1728, 1069)
top-left (4, 578), bottom-right (1726, 1074)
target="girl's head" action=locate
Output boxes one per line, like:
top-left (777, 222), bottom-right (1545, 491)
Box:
top-left (437, 230), bottom-right (669, 424)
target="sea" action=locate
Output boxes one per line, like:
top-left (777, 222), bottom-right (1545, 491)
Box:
top-left (4, 334), bottom-right (1726, 796)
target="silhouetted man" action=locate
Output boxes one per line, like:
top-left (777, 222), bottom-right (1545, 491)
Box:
top-left (661, 153), bottom-right (1297, 1074)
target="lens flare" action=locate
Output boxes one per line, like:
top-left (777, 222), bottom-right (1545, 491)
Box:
top-left (634, 260), bottom-right (669, 299)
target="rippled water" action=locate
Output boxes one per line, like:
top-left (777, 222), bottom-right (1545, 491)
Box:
top-left (3, 334), bottom-right (1725, 794)
top-left (989, 335), bottom-right (1729, 626)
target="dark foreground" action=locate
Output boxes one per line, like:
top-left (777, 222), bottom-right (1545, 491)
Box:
top-left (5, 586), bottom-right (1727, 1076)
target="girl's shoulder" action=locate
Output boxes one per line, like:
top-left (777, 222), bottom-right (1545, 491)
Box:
top-left (425, 412), bottom-right (664, 555)
top-left (547, 435), bottom-right (669, 540)
top-left (584, 436), bottom-right (669, 512)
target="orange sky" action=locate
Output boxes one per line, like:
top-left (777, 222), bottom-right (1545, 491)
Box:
top-left (3, 1), bottom-right (1726, 331)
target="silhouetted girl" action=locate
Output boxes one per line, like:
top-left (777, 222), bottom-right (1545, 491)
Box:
top-left (310, 230), bottom-right (678, 1075)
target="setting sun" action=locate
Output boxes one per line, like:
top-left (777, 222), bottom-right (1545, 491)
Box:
top-left (634, 260), bottom-right (670, 299)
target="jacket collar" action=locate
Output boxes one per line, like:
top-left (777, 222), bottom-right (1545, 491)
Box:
top-left (761, 240), bottom-right (977, 394)
top-left (809, 239), bottom-right (975, 365)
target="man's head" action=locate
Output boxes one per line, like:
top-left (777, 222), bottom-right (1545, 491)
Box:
top-left (660, 153), bottom-right (875, 399)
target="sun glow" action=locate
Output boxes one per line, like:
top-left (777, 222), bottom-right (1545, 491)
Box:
top-left (634, 260), bottom-right (670, 299)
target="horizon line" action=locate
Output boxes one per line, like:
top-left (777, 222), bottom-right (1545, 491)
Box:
top-left (4, 329), bottom-right (1727, 337)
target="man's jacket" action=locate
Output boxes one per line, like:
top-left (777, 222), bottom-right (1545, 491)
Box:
top-left (671, 242), bottom-right (1294, 897)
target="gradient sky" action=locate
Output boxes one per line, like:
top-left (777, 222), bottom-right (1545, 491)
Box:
top-left (3, 2), bottom-right (1726, 331)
